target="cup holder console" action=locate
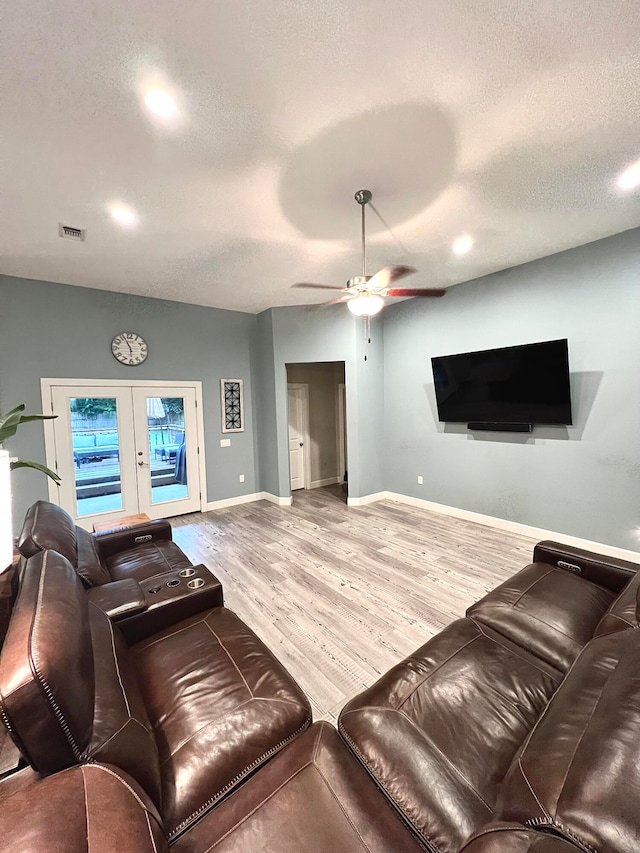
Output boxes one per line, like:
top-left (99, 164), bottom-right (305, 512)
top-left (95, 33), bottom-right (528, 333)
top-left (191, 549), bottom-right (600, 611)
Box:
top-left (179, 568), bottom-right (196, 578)
top-left (166, 578), bottom-right (181, 588)
top-left (187, 578), bottom-right (205, 590)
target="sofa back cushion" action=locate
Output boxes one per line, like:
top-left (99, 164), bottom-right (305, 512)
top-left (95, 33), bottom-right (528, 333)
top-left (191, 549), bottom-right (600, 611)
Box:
top-left (76, 527), bottom-right (111, 587)
top-left (593, 569), bottom-right (640, 637)
top-left (493, 628), bottom-right (640, 853)
top-left (18, 500), bottom-right (78, 565)
top-left (0, 550), bottom-right (162, 810)
top-left (0, 550), bottom-right (94, 771)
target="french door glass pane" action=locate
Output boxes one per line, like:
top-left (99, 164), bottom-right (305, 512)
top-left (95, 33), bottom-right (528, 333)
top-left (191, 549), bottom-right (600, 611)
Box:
top-left (70, 398), bottom-right (123, 516)
top-left (146, 397), bottom-right (188, 504)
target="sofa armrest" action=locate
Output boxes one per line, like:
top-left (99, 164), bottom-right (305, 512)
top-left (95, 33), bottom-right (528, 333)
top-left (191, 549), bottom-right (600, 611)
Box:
top-left (87, 579), bottom-right (147, 621)
top-left (93, 520), bottom-right (173, 560)
top-left (533, 540), bottom-right (639, 592)
top-left (119, 565), bottom-right (224, 644)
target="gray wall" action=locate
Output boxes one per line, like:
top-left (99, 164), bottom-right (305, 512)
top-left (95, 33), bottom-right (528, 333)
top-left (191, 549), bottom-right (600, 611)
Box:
top-left (382, 228), bottom-right (640, 550)
top-left (252, 310), bottom-right (280, 496)
top-left (286, 362), bottom-right (345, 484)
top-left (270, 306), bottom-right (385, 499)
top-left (0, 275), bottom-right (259, 523)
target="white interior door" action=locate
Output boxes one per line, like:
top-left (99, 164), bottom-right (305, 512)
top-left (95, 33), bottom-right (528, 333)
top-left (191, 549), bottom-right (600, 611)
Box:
top-left (47, 382), bottom-right (202, 529)
top-left (288, 384), bottom-right (308, 491)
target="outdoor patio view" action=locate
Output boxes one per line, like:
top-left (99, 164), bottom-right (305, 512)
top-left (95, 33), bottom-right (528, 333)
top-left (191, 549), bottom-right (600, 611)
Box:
top-left (71, 396), bottom-right (188, 516)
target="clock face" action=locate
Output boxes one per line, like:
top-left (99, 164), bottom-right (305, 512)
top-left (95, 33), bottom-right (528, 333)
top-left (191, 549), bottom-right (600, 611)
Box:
top-left (111, 333), bottom-right (148, 365)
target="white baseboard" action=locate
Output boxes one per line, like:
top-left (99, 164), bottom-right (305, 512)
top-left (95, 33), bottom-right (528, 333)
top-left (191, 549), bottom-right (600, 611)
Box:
top-left (262, 492), bottom-right (293, 507)
top-left (206, 493), bottom-right (262, 511)
top-left (310, 476), bottom-right (341, 489)
top-left (385, 491), bottom-right (640, 564)
top-left (347, 491), bottom-right (387, 507)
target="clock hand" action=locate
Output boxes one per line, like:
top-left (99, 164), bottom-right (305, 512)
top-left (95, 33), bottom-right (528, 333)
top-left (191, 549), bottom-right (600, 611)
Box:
top-left (126, 340), bottom-right (133, 354)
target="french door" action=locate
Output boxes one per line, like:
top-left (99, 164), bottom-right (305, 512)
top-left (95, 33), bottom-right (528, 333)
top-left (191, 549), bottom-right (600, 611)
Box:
top-left (44, 381), bottom-right (204, 530)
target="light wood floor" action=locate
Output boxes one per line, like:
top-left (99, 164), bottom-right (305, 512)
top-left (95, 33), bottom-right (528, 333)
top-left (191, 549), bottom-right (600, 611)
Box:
top-left (171, 486), bottom-right (538, 723)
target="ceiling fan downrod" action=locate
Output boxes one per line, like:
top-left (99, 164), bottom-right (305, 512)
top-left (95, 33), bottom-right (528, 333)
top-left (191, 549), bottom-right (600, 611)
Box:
top-left (355, 189), bottom-right (372, 278)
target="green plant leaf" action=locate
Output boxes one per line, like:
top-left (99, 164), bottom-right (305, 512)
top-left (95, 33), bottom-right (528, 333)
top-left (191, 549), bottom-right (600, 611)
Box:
top-left (10, 459), bottom-right (61, 485)
top-left (16, 413), bottom-right (57, 424)
top-left (0, 408), bottom-right (26, 443)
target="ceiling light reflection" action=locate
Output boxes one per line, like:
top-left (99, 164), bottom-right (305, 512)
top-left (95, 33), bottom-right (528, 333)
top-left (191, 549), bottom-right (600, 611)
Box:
top-left (452, 234), bottom-right (474, 255)
top-left (144, 87), bottom-right (177, 118)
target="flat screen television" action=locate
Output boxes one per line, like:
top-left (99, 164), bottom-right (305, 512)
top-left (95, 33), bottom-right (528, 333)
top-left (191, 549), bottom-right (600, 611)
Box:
top-left (431, 339), bottom-right (572, 427)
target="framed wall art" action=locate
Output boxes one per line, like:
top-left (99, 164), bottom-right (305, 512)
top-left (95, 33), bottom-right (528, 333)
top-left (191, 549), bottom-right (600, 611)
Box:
top-left (221, 379), bottom-right (244, 433)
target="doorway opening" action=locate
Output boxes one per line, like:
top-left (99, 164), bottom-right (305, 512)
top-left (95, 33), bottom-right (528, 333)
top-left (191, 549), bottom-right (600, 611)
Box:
top-left (286, 361), bottom-right (347, 504)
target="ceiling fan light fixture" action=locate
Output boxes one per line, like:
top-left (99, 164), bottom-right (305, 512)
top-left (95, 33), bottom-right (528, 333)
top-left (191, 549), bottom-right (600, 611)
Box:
top-left (347, 293), bottom-right (384, 317)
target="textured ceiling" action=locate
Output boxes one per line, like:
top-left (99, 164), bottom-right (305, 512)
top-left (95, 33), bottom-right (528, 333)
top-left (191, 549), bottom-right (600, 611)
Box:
top-left (2, 0), bottom-right (640, 313)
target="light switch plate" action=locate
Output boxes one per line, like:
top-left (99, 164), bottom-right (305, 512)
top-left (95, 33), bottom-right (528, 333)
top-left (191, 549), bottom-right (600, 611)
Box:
top-left (220, 438), bottom-right (231, 447)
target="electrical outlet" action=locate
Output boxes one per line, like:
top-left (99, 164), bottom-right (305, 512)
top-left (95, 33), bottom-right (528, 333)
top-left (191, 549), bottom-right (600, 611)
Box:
top-left (417, 475), bottom-right (424, 485)
top-left (239, 474), bottom-right (245, 483)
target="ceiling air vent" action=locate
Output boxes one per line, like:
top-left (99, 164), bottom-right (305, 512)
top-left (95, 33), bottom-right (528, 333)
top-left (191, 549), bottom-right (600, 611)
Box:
top-left (58, 223), bottom-right (86, 241)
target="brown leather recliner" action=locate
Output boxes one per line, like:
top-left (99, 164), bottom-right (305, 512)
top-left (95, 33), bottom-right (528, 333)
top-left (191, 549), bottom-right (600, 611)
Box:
top-left (0, 549), bottom-right (312, 841)
top-left (18, 499), bottom-right (195, 585)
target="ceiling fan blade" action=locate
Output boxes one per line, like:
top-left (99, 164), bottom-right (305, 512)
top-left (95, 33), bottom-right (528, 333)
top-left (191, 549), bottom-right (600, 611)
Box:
top-left (305, 295), bottom-right (351, 311)
top-left (385, 288), bottom-right (447, 298)
top-left (292, 282), bottom-right (346, 291)
top-left (367, 264), bottom-right (416, 291)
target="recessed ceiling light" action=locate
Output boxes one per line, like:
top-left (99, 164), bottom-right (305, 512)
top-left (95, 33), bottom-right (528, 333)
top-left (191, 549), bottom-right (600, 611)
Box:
top-left (110, 205), bottom-right (139, 227)
top-left (144, 87), bottom-right (177, 118)
top-left (616, 160), bottom-right (640, 192)
top-left (452, 234), bottom-right (474, 255)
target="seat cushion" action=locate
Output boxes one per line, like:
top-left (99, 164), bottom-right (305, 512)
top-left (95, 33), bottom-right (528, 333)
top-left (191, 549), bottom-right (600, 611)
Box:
top-left (171, 722), bottom-right (424, 853)
top-left (0, 763), bottom-right (167, 853)
top-left (594, 569), bottom-right (640, 636)
top-left (131, 606), bottom-right (312, 840)
top-left (104, 539), bottom-right (193, 582)
top-left (494, 629), bottom-right (640, 853)
top-left (339, 618), bottom-right (563, 853)
top-left (467, 562), bottom-right (615, 671)
top-left (460, 823), bottom-right (580, 852)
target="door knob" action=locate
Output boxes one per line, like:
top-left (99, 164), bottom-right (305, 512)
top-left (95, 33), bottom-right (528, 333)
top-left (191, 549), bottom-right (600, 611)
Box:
top-left (138, 460), bottom-right (145, 466)
top-left (299, 442), bottom-right (304, 447)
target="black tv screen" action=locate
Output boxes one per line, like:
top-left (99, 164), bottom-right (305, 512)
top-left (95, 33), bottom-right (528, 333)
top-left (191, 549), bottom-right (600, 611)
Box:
top-left (431, 339), bottom-right (572, 426)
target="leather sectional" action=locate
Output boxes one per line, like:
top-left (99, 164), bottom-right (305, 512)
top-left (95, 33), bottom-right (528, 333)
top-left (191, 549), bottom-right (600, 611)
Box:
top-left (0, 501), bottom-right (639, 852)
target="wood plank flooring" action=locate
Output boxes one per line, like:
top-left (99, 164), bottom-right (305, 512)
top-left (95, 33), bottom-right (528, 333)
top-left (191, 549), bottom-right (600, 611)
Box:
top-left (170, 486), bottom-right (538, 722)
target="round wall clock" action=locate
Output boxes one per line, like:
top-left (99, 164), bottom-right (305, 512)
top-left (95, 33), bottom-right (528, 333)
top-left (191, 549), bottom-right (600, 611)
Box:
top-left (111, 332), bottom-right (148, 365)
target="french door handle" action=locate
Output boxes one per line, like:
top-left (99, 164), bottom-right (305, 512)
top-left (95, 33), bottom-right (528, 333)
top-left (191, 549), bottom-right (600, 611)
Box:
top-left (137, 460), bottom-right (148, 466)
top-left (299, 442), bottom-right (304, 447)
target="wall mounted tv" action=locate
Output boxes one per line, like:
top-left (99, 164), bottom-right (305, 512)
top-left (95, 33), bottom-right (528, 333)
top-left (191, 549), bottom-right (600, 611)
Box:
top-left (431, 339), bottom-right (572, 431)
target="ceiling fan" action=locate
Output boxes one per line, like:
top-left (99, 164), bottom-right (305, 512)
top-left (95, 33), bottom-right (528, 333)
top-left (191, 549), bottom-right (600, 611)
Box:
top-left (293, 189), bottom-right (446, 317)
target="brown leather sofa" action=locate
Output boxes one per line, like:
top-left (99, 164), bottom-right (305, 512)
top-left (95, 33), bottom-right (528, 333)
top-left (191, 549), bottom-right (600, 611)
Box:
top-left (18, 499), bottom-right (196, 584)
top-left (1, 535), bottom-right (639, 851)
top-left (339, 540), bottom-right (640, 853)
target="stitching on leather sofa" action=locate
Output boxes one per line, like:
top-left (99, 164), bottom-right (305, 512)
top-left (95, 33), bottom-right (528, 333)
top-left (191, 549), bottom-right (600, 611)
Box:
top-left (91, 602), bottom-right (131, 716)
top-left (338, 720), bottom-right (436, 853)
top-left (167, 717), bottom-right (312, 842)
top-left (31, 552), bottom-right (82, 760)
top-left (203, 619), bottom-right (254, 698)
top-left (396, 634), bottom-right (479, 711)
